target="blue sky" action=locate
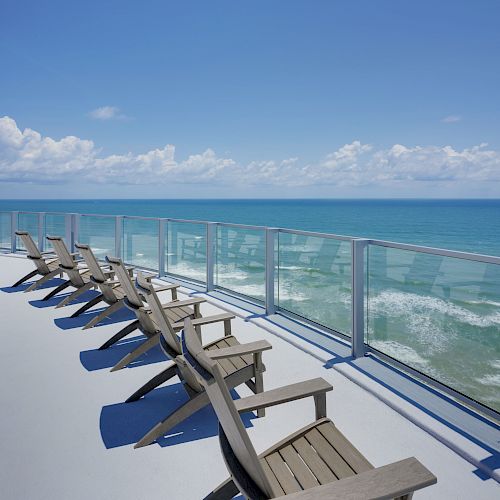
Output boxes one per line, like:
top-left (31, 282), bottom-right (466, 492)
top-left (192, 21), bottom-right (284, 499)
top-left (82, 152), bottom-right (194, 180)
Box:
top-left (1, 0), bottom-right (499, 198)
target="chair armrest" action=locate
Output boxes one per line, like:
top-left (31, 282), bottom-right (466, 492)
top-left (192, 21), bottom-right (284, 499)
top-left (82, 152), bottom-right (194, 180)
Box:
top-left (160, 297), bottom-right (206, 310)
top-left (207, 340), bottom-right (272, 360)
top-left (152, 283), bottom-right (180, 293)
top-left (235, 378), bottom-right (332, 415)
top-left (281, 457), bottom-right (436, 500)
top-left (171, 312), bottom-right (235, 330)
top-left (41, 250), bottom-right (57, 256)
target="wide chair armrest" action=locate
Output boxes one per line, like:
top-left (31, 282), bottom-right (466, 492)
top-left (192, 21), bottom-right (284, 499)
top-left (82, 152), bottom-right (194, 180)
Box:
top-left (207, 340), bottom-right (272, 360)
top-left (152, 282), bottom-right (180, 293)
top-left (171, 312), bottom-right (235, 331)
top-left (281, 457), bottom-right (437, 500)
top-left (235, 377), bottom-right (332, 419)
top-left (159, 297), bottom-right (206, 310)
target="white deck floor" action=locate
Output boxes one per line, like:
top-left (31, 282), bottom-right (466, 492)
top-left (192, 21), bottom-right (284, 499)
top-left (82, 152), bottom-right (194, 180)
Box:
top-left (0, 254), bottom-right (498, 499)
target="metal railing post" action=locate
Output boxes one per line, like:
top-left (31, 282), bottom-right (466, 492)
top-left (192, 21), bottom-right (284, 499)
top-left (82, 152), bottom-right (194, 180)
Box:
top-left (11, 211), bottom-right (18, 253)
top-left (37, 213), bottom-right (45, 251)
top-left (265, 228), bottom-right (278, 315)
top-left (115, 216), bottom-right (123, 258)
top-left (351, 239), bottom-right (368, 358)
top-left (206, 222), bottom-right (216, 291)
top-left (72, 213), bottom-right (80, 251)
top-left (158, 219), bottom-right (166, 277)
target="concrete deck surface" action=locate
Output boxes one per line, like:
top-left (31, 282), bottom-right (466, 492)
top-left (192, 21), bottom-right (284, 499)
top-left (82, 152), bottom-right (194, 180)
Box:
top-left (0, 255), bottom-right (498, 499)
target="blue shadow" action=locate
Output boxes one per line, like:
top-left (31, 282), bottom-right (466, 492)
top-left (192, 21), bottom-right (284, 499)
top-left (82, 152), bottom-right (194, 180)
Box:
top-left (473, 452), bottom-right (500, 480)
top-left (100, 384), bottom-right (255, 449)
top-left (80, 335), bottom-right (166, 371)
top-left (1, 277), bottom-right (66, 293)
top-left (29, 289), bottom-right (100, 309)
top-left (54, 306), bottom-right (135, 330)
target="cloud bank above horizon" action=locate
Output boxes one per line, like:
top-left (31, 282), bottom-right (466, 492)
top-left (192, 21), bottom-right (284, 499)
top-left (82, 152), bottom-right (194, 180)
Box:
top-left (1, 116), bottom-right (499, 196)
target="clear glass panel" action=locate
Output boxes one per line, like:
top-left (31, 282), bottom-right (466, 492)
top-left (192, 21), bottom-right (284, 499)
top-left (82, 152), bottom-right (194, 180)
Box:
top-left (44, 213), bottom-right (67, 250)
top-left (216, 226), bottom-right (265, 301)
top-left (367, 245), bottom-right (500, 412)
top-left (122, 217), bottom-right (158, 270)
top-left (277, 232), bottom-right (352, 335)
top-left (78, 216), bottom-right (116, 260)
top-left (0, 212), bottom-right (11, 249)
top-left (166, 221), bottom-right (206, 283)
top-left (17, 213), bottom-right (39, 250)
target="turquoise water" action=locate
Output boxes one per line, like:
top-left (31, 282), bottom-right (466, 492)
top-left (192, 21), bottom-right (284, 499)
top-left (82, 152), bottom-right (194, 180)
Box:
top-left (0, 199), bottom-right (499, 412)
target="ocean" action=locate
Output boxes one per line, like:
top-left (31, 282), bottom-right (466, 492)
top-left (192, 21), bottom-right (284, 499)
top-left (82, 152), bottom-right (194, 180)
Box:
top-left (1, 198), bottom-right (499, 412)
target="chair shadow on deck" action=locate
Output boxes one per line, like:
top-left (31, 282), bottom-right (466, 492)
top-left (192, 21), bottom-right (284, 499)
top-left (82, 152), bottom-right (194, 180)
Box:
top-left (80, 336), bottom-right (165, 371)
top-left (100, 384), bottom-right (255, 449)
top-left (0, 277), bottom-right (66, 293)
top-left (29, 289), bottom-right (101, 309)
top-left (54, 306), bottom-right (135, 330)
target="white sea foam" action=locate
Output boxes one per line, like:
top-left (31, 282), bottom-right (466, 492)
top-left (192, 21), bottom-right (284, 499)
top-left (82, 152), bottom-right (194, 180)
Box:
top-left (475, 373), bottom-right (500, 387)
top-left (369, 340), bottom-right (430, 368)
top-left (490, 360), bottom-right (500, 370)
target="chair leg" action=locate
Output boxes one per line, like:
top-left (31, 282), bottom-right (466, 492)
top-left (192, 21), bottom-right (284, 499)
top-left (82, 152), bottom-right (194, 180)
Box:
top-left (126, 363), bottom-right (177, 403)
top-left (55, 282), bottom-right (94, 308)
top-left (98, 320), bottom-right (140, 350)
top-left (40, 280), bottom-right (72, 300)
top-left (203, 478), bottom-right (240, 500)
top-left (134, 390), bottom-right (210, 448)
top-left (25, 269), bottom-right (63, 293)
top-left (82, 300), bottom-right (123, 330)
top-left (110, 332), bottom-right (160, 372)
top-left (70, 294), bottom-right (105, 318)
top-left (12, 269), bottom-right (39, 288)
top-left (254, 353), bottom-right (265, 418)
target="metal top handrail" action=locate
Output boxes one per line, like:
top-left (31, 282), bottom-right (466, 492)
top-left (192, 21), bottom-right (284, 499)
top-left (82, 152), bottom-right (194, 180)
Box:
top-left (369, 239), bottom-right (500, 265)
top-left (278, 228), bottom-right (354, 242)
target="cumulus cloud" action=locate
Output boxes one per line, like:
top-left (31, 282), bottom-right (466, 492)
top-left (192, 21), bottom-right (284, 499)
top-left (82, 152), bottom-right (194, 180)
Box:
top-left (1, 116), bottom-right (499, 192)
top-left (441, 115), bottom-right (462, 123)
top-left (88, 106), bottom-right (127, 120)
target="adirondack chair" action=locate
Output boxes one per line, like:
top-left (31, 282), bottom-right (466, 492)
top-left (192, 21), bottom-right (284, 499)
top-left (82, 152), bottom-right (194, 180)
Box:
top-left (41, 236), bottom-right (103, 308)
top-left (181, 317), bottom-right (437, 500)
top-left (73, 243), bottom-right (179, 330)
top-left (129, 272), bottom-right (272, 448)
top-left (13, 231), bottom-right (63, 290)
top-left (104, 255), bottom-right (206, 371)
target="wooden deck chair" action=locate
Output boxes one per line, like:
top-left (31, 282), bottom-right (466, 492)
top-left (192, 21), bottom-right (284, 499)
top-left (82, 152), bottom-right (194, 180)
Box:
top-left (181, 318), bottom-right (437, 500)
top-left (41, 236), bottom-right (103, 308)
top-left (104, 255), bottom-right (205, 371)
top-left (13, 231), bottom-right (64, 291)
top-left (73, 243), bottom-right (179, 330)
top-left (129, 272), bottom-right (271, 448)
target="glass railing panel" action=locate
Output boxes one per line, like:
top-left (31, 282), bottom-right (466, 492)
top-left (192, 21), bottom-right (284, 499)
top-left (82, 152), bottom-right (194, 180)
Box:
top-left (0, 212), bottom-right (11, 249)
top-left (367, 244), bottom-right (500, 412)
top-left (166, 221), bottom-right (206, 283)
top-left (277, 232), bottom-right (352, 336)
top-left (122, 217), bottom-right (158, 270)
top-left (17, 212), bottom-right (39, 250)
top-left (44, 213), bottom-right (67, 250)
top-left (78, 215), bottom-right (116, 260)
top-left (216, 225), bottom-right (266, 301)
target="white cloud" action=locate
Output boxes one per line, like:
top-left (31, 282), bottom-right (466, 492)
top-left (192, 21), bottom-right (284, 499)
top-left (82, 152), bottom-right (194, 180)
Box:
top-left (1, 116), bottom-right (499, 194)
top-left (88, 106), bottom-right (127, 120)
top-left (441, 115), bottom-right (462, 123)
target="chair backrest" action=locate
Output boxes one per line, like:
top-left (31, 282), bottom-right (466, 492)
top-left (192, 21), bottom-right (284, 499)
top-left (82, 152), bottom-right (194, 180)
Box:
top-left (135, 272), bottom-right (181, 355)
top-left (47, 236), bottom-right (85, 286)
top-left (75, 243), bottom-right (107, 282)
top-left (181, 318), bottom-right (274, 498)
top-left (105, 255), bottom-right (143, 308)
top-left (16, 231), bottom-right (41, 259)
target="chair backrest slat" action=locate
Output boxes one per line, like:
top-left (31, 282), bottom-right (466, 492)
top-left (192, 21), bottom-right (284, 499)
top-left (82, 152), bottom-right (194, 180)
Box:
top-left (75, 243), bottom-right (107, 282)
top-left (181, 318), bottom-right (273, 497)
top-left (47, 236), bottom-right (85, 287)
top-left (16, 231), bottom-right (41, 259)
top-left (105, 256), bottom-right (143, 308)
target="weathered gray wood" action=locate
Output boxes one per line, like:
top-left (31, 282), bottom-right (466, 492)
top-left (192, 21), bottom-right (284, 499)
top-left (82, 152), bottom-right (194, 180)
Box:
top-left (207, 340), bottom-right (272, 360)
top-left (55, 280), bottom-right (94, 308)
top-left (234, 378), bottom-right (332, 415)
top-left (126, 362), bottom-right (178, 402)
top-left (81, 299), bottom-right (123, 329)
top-left (279, 444), bottom-right (319, 489)
top-left (70, 293), bottom-right (104, 317)
top-left (276, 457), bottom-right (436, 499)
top-left (98, 320), bottom-right (139, 350)
top-left (40, 279), bottom-right (72, 300)
top-left (292, 437), bottom-right (336, 485)
top-left (265, 452), bottom-right (302, 494)
top-left (110, 332), bottom-right (160, 372)
top-left (170, 313), bottom-right (235, 331)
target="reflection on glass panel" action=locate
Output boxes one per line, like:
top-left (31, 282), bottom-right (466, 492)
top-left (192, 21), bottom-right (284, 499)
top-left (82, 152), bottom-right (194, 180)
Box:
top-left (216, 226), bottom-right (265, 301)
top-left (44, 214), bottom-right (67, 250)
top-left (78, 216), bottom-right (116, 260)
top-left (0, 212), bottom-right (11, 249)
top-left (17, 213), bottom-right (39, 250)
top-left (367, 245), bottom-right (500, 412)
top-left (166, 221), bottom-right (206, 283)
top-left (277, 232), bottom-right (352, 336)
top-left (122, 217), bottom-right (158, 270)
